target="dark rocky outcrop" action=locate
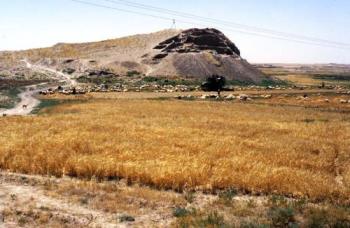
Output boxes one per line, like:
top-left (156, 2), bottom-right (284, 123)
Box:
top-left (62, 68), bottom-right (76, 74)
top-left (149, 28), bottom-right (269, 83)
top-left (87, 69), bottom-right (117, 77)
top-left (153, 28), bottom-right (241, 60)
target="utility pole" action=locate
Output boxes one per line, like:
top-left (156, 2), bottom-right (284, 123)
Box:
top-left (171, 19), bottom-right (176, 29)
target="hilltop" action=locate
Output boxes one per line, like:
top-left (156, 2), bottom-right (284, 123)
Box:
top-left (0, 28), bottom-right (268, 84)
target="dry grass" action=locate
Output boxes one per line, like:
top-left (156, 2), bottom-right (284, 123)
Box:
top-left (0, 99), bottom-right (349, 202)
top-left (45, 179), bottom-right (186, 215)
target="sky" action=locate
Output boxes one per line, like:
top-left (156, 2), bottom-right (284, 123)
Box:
top-left (0, 0), bottom-right (349, 63)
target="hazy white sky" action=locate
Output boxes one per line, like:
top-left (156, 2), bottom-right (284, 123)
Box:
top-left (1, 0), bottom-right (350, 63)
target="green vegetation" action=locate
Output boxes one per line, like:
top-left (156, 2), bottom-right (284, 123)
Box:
top-left (142, 76), bottom-right (201, 86)
top-left (31, 99), bottom-right (61, 114)
top-left (175, 209), bottom-right (228, 227)
top-left (260, 79), bottom-right (289, 87)
top-left (313, 74), bottom-right (350, 81)
top-left (268, 207), bottom-right (296, 227)
top-left (118, 214), bottom-right (135, 222)
top-left (240, 222), bottom-right (270, 228)
top-left (77, 75), bottom-right (123, 84)
top-left (31, 99), bottom-right (87, 115)
top-left (225, 79), bottom-right (289, 87)
top-left (0, 87), bottom-right (21, 109)
top-left (305, 208), bottom-right (350, 228)
top-left (173, 207), bottom-right (191, 218)
top-left (126, 70), bottom-right (141, 77)
top-left (218, 188), bottom-right (237, 205)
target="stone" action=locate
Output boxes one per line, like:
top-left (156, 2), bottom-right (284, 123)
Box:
top-left (153, 53), bottom-right (168, 60)
top-left (118, 214), bottom-right (135, 222)
top-left (152, 28), bottom-right (240, 59)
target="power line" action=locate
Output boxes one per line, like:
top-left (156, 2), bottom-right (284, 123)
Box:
top-left (101, 0), bottom-right (350, 48)
top-left (69, 0), bottom-right (350, 50)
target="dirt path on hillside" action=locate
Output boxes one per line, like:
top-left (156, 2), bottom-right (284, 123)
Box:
top-left (23, 60), bottom-right (77, 86)
top-left (0, 84), bottom-right (45, 116)
top-left (0, 60), bottom-right (77, 116)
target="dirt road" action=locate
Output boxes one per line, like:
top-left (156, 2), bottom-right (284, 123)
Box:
top-left (0, 60), bottom-right (77, 116)
top-left (0, 84), bottom-right (43, 116)
top-left (22, 59), bottom-right (77, 86)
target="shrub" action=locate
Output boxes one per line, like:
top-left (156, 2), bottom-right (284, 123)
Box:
top-left (126, 70), bottom-right (141, 77)
top-left (173, 207), bottom-right (190, 218)
top-left (197, 211), bottom-right (226, 227)
top-left (218, 188), bottom-right (237, 205)
top-left (240, 221), bottom-right (270, 228)
top-left (268, 195), bottom-right (288, 207)
top-left (306, 208), bottom-right (350, 228)
top-left (118, 214), bottom-right (135, 222)
top-left (184, 192), bottom-right (195, 203)
top-left (268, 207), bottom-right (296, 227)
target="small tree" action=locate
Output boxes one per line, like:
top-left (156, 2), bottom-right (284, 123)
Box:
top-left (201, 75), bottom-right (226, 97)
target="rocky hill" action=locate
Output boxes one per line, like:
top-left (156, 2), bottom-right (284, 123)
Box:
top-left (0, 28), bottom-right (268, 84)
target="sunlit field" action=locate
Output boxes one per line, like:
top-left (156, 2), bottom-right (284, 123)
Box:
top-left (0, 98), bottom-right (349, 203)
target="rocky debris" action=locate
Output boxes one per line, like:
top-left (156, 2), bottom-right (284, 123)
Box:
top-left (87, 69), bottom-right (117, 77)
top-left (238, 94), bottom-right (250, 101)
top-left (39, 88), bottom-right (55, 95)
top-left (62, 68), bottom-right (76, 74)
top-left (63, 59), bottom-right (75, 64)
top-left (261, 94), bottom-right (272, 99)
top-left (200, 94), bottom-right (220, 99)
top-left (200, 94), bottom-right (208, 99)
top-left (296, 96), bottom-right (311, 101)
top-left (225, 94), bottom-right (236, 100)
top-left (340, 99), bottom-right (348, 104)
top-left (118, 214), bottom-right (135, 223)
top-left (153, 28), bottom-right (240, 60)
top-left (177, 95), bottom-right (194, 100)
top-left (39, 86), bottom-right (86, 95)
top-left (153, 53), bottom-right (168, 59)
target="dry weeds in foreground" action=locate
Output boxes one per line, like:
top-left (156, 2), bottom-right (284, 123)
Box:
top-left (0, 99), bottom-right (349, 202)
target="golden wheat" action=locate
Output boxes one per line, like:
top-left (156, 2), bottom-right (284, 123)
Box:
top-left (0, 99), bottom-right (349, 201)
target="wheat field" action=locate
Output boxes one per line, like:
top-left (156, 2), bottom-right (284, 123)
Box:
top-left (0, 99), bottom-right (349, 202)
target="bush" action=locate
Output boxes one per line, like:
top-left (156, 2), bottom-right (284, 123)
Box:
top-left (184, 192), bottom-right (195, 203)
top-left (218, 188), bottom-right (237, 205)
top-left (175, 210), bottom-right (228, 227)
top-left (268, 195), bottom-right (288, 207)
top-left (118, 214), bottom-right (135, 222)
top-left (260, 79), bottom-right (289, 87)
top-left (126, 70), bottom-right (141, 77)
top-left (173, 207), bottom-right (190, 218)
top-left (268, 207), bottom-right (296, 227)
top-left (306, 208), bottom-right (350, 228)
top-left (197, 211), bottom-right (226, 227)
top-left (240, 221), bottom-right (270, 228)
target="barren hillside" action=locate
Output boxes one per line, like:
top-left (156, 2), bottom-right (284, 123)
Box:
top-left (0, 28), bottom-right (267, 83)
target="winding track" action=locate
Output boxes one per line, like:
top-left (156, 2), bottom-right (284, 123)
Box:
top-left (0, 60), bottom-right (76, 116)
